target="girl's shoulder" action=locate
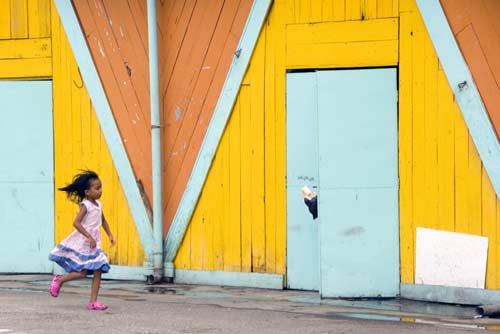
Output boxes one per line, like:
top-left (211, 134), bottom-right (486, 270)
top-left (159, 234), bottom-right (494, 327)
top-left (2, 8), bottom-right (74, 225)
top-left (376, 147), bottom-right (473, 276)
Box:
top-left (80, 199), bottom-right (101, 210)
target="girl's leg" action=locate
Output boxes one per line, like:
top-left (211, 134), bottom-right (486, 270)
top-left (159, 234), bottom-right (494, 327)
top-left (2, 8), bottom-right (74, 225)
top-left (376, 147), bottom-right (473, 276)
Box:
top-left (57, 270), bottom-right (88, 286)
top-left (89, 270), bottom-right (102, 303)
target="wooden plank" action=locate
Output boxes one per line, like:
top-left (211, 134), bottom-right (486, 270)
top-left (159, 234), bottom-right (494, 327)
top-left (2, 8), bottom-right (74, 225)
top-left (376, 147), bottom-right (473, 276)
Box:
top-left (28, 0), bottom-right (51, 38)
top-left (250, 28), bottom-right (266, 273)
top-left (377, 0), bottom-right (394, 17)
top-left (467, 134), bottom-right (483, 235)
top-left (274, 0), bottom-right (287, 276)
top-left (226, 96), bottom-right (242, 272)
top-left (321, 0), bottom-right (334, 21)
top-left (0, 37), bottom-right (51, 59)
top-left (412, 9), bottom-right (425, 235)
top-left (423, 30), bottom-right (438, 230)
top-left (240, 84), bottom-right (252, 272)
top-left (10, 0), bottom-right (28, 38)
top-left (482, 167), bottom-right (497, 289)
top-left (398, 11), bottom-right (414, 284)
top-left (454, 103), bottom-right (469, 233)
top-left (436, 67), bottom-right (455, 232)
top-left (0, 57), bottom-right (51, 78)
top-left (287, 18), bottom-right (398, 44)
top-left (286, 39), bottom-right (398, 69)
top-left (297, 0), bottom-right (312, 24)
top-left (345, 0), bottom-right (362, 20)
top-left (332, 0), bottom-right (345, 21)
top-left (10, 0), bottom-right (28, 39)
top-left (264, 10), bottom-right (276, 274)
top-left (0, 0), bottom-right (11, 38)
top-left (364, 0), bottom-right (378, 19)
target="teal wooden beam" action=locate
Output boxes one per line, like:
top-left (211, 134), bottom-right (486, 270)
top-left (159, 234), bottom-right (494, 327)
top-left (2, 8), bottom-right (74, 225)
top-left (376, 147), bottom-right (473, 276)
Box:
top-left (416, 0), bottom-right (500, 198)
top-left (54, 1), bottom-right (155, 258)
top-left (164, 0), bottom-right (273, 264)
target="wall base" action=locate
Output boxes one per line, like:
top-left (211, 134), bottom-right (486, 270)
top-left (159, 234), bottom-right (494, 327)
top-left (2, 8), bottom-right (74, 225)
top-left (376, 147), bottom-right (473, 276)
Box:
top-left (401, 283), bottom-right (500, 305)
top-left (174, 269), bottom-right (284, 290)
top-left (54, 265), bottom-right (146, 281)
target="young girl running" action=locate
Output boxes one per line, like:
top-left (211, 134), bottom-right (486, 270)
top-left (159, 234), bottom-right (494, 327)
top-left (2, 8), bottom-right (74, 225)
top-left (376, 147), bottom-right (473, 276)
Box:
top-left (48, 170), bottom-right (115, 311)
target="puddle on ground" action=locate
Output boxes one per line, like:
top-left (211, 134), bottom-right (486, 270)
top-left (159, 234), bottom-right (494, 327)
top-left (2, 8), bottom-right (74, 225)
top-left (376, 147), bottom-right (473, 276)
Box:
top-left (144, 287), bottom-right (177, 294)
top-left (0, 287), bottom-right (46, 294)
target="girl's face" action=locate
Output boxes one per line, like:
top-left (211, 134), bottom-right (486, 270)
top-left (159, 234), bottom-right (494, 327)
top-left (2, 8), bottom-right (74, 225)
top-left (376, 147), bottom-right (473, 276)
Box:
top-left (85, 178), bottom-right (102, 200)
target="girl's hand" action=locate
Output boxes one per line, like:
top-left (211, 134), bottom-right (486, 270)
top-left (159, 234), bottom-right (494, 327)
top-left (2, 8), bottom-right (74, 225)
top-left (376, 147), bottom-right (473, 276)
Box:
top-left (109, 235), bottom-right (116, 246)
top-left (88, 237), bottom-right (97, 248)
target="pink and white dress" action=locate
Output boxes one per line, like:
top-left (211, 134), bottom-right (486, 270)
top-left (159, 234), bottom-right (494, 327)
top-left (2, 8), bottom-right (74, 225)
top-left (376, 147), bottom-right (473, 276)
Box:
top-left (49, 199), bottom-right (110, 274)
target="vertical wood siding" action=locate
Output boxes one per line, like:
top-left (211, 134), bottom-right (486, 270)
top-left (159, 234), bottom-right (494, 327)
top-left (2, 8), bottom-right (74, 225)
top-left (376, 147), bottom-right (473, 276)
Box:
top-left (174, 0), bottom-right (398, 275)
top-left (52, 4), bottom-right (144, 266)
top-left (72, 0), bottom-right (254, 238)
top-left (176, 0), bottom-right (500, 290)
top-left (72, 0), bottom-right (152, 209)
top-left (158, 0), bottom-right (253, 236)
top-left (399, 0), bottom-right (500, 289)
top-left (0, 0), bottom-right (51, 78)
top-left (439, 0), bottom-right (500, 141)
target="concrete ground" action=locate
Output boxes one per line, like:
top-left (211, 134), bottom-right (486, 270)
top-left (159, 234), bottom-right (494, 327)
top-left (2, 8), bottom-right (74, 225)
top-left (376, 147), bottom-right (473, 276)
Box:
top-left (1, 275), bottom-right (500, 333)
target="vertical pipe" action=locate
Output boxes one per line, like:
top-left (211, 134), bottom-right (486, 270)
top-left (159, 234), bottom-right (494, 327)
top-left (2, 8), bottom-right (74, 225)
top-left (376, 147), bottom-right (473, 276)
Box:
top-left (147, 0), bottom-right (163, 282)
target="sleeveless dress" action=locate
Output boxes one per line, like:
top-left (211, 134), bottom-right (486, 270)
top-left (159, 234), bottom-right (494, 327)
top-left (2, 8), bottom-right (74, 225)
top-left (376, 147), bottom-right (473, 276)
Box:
top-left (49, 199), bottom-right (110, 274)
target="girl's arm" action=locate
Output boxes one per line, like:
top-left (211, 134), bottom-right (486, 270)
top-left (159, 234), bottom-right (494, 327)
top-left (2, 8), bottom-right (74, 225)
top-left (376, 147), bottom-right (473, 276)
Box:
top-left (102, 213), bottom-right (115, 245)
top-left (73, 205), bottom-right (97, 248)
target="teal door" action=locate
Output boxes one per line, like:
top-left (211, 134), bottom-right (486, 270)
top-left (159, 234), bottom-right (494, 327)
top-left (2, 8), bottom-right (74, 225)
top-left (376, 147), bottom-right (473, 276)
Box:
top-left (0, 81), bottom-right (54, 273)
top-left (286, 72), bottom-right (319, 290)
top-left (286, 68), bottom-right (399, 298)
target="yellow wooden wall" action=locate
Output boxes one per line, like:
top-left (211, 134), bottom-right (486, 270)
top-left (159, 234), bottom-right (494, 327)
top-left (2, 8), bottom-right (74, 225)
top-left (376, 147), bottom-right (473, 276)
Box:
top-left (399, 1), bottom-right (500, 288)
top-left (174, 0), bottom-right (399, 275)
top-left (176, 0), bottom-right (500, 289)
top-left (50, 4), bottom-right (144, 266)
top-left (0, 0), bottom-right (52, 78)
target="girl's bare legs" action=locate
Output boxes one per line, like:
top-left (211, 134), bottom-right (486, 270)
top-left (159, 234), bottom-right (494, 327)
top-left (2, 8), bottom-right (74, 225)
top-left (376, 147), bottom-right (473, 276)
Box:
top-left (57, 270), bottom-right (88, 286)
top-left (90, 270), bottom-right (102, 303)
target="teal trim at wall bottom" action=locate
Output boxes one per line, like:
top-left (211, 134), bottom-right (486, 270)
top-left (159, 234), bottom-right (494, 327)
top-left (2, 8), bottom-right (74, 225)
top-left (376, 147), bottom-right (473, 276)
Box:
top-left (54, 265), bottom-right (146, 281)
top-left (164, 0), bottom-right (273, 263)
top-left (174, 270), bottom-right (284, 290)
top-left (401, 284), bottom-right (500, 306)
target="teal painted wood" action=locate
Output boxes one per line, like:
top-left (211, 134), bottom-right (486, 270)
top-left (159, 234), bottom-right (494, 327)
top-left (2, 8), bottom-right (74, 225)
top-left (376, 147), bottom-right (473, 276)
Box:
top-left (401, 283), bottom-right (500, 306)
top-left (164, 0), bottom-right (273, 263)
top-left (174, 269), bottom-right (284, 290)
top-left (286, 72), bottom-right (320, 291)
top-left (54, 1), bottom-right (154, 258)
top-left (0, 81), bottom-right (53, 273)
top-left (416, 0), bottom-right (500, 198)
top-left (317, 68), bottom-right (399, 298)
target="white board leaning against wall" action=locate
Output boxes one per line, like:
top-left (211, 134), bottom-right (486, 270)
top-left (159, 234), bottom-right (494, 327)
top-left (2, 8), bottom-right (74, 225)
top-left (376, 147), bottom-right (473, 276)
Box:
top-left (415, 227), bottom-right (488, 289)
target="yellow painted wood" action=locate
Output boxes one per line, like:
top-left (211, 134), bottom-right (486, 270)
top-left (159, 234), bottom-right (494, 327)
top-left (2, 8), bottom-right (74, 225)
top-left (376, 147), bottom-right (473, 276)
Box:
top-left (423, 30), bottom-right (438, 230)
top-left (51, 5), bottom-right (144, 266)
top-left (287, 39), bottom-right (398, 69)
top-left (286, 18), bottom-right (398, 69)
top-left (345, 0), bottom-right (362, 20)
top-left (10, 0), bottom-right (28, 38)
top-left (0, 0), bottom-right (11, 39)
top-left (287, 18), bottom-right (398, 45)
top-left (0, 57), bottom-right (51, 78)
top-left (436, 67), bottom-right (455, 232)
top-left (398, 10), bottom-right (413, 284)
top-left (28, 0), bottom-right (51, 38)
top-left (175, 0), bottom-right (500, 291)
top-left (332, 0), bottom-right (345, 21)
top-left (0, 38), bottom-right (51, 59)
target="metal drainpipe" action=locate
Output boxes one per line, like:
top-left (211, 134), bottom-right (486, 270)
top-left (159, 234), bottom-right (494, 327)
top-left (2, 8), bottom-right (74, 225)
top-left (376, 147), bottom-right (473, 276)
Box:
top-left (147, 0), bottom-right (163, 283)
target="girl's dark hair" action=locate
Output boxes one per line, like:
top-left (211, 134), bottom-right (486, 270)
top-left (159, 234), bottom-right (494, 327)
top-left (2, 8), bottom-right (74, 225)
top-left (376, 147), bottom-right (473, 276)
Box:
top-left (58, 170), bottom-right (99, 204)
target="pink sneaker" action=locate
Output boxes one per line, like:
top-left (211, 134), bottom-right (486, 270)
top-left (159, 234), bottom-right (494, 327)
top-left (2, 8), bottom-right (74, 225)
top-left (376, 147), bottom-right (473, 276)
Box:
top-left (87, 301), bottom-right (108, 311)
top-left (49, 275), bottom-right (61, 297)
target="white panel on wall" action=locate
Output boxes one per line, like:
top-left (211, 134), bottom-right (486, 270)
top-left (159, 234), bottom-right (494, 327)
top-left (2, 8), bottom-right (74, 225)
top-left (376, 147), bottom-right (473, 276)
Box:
top-left (415, 227), bottom-right (488, 289)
